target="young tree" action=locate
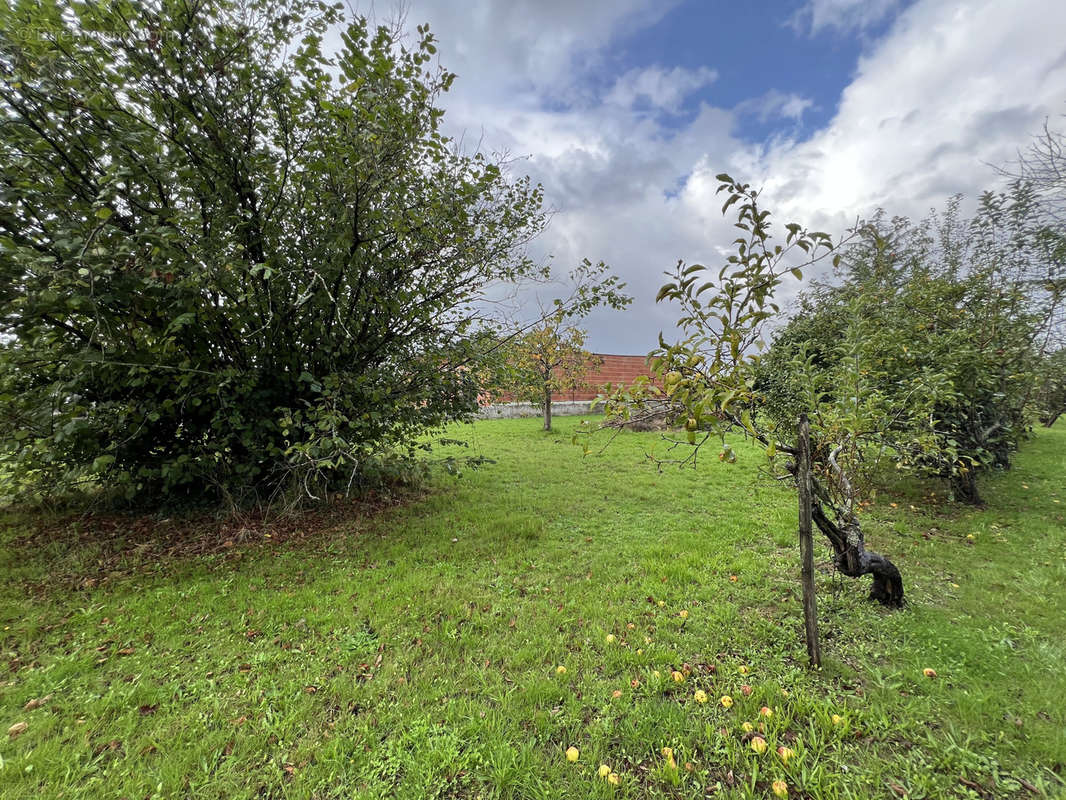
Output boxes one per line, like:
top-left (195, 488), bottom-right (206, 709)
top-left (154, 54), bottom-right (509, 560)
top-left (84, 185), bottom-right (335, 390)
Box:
top-left (485, 260), bottom-right (631, 431)
top-left (998, 120), bottom-right (1066, 351)
top-left (492, 323), bottom-right (600, 432)
top-left (0, 1), bottom-right (548, 507)
top-left (1034, 348), bottom-right (1066, 427)
top-left (1000, 119), bottom-right (1066, 224)
top-left (588, 176), bottom-right (904, 611)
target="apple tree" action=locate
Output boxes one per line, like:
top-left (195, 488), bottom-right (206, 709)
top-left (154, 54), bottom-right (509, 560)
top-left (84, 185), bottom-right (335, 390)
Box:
top-left (1034, 348), bottom-right (1066, 427)
top-left (491, 324), bottom-right (600, 432)
top-left (486, 260), bottom-right (631, 431)
top-left (588, 175), bottom-right (906, 617)
top-left (759, 186), bottom-right (1063, 504)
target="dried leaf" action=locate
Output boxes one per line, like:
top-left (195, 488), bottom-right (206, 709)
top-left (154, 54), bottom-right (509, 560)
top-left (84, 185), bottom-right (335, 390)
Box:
top-left (23, 694), bottom-right (52, 711)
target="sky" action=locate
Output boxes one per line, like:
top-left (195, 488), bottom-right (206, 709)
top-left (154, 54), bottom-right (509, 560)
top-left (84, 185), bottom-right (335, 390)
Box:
top-left (367, 0), bottom-right (1066, 353)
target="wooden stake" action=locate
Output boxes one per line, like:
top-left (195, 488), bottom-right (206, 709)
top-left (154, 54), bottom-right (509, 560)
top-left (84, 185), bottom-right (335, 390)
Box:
top-left (797, 413), bottom-right (821, 667)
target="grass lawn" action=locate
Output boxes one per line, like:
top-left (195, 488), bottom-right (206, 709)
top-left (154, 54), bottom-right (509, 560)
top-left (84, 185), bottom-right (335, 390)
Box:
top-left (1, 417), bottom-right (1065, 799)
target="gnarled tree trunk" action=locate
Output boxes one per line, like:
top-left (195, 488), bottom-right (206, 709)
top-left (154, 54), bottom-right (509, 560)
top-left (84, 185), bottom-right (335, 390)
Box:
top-left (809, 499), bottom-right (904, 606)
top-left (789, 462), bottom-right (905, 607)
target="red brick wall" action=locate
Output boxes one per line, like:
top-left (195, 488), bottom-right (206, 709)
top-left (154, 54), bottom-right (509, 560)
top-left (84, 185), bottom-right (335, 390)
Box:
top-left (561, 353), bottom-right (657, 401)
top-left (483, 353), bottom-right (658, 405)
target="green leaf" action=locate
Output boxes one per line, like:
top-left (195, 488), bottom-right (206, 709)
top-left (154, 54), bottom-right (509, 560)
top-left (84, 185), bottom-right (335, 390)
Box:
top-left (92, 454), bottom-right (116, 471)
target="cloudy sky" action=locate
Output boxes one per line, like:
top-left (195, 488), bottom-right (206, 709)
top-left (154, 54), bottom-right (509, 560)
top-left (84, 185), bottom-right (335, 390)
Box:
top-left (377, 0), bottom-right (1066, 353)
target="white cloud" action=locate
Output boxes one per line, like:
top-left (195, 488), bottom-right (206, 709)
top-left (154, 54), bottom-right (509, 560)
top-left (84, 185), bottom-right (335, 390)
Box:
top-left (395, 0), bottom-right (684, 107)
top-left (605, 65), bottom-right (718, 114)
top-left (790, 0), bottom-right (904, 35)
top-left (735, 90), bottom-right (815, 123)
top-left (345, 0), bottom-right (1066, 352)
top-left (753, 0), bottom-right (1066, 230)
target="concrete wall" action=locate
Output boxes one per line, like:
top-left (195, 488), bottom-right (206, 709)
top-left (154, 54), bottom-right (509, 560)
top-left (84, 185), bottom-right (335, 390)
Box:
top-left (476, 401), bottom-right (604, 420)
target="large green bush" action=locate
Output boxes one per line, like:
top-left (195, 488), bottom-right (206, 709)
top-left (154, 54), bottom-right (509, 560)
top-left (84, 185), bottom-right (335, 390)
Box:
top-left (0, 1), bottom-right (546, 507)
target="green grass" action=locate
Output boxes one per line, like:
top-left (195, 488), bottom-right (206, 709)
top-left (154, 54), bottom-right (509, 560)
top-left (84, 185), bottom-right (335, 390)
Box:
top-left (1, 418), bottom-right (1065, 799)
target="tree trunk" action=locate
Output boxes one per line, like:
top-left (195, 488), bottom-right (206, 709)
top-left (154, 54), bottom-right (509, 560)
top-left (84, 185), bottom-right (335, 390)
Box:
top-left (950, 469), bottom-right (982, 505)
top-left (796, 415), bottom-right (822, 666)
top-left (788, 457), bottom-right (905, 608)
top-left (543, 386), bottom-right (552, 431)
top-left (808, 497), bottom-right (905, 607)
